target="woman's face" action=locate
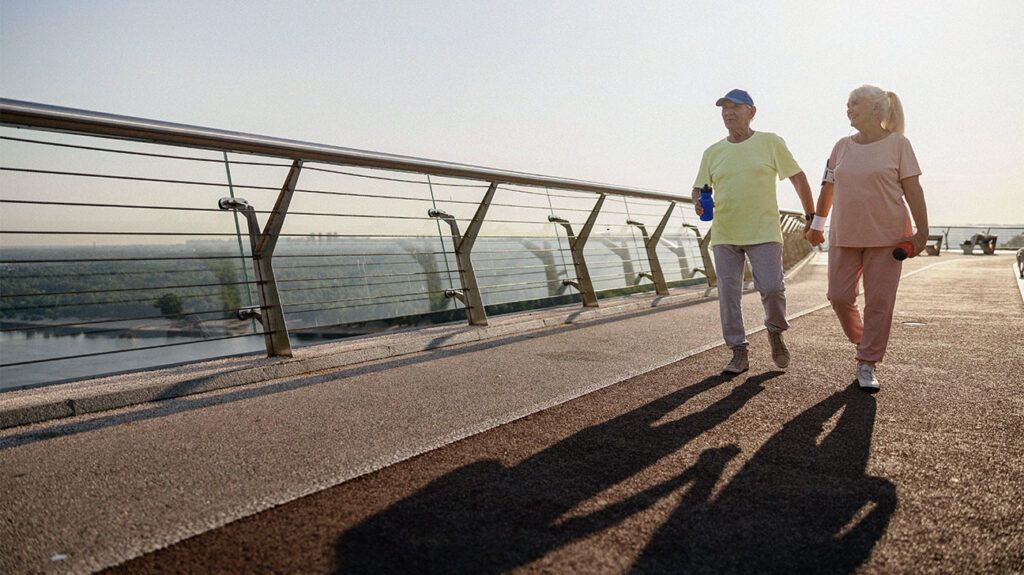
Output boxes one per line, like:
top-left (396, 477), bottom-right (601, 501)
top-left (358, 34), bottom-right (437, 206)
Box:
top-left (846, 96), bottom-right (880, 131)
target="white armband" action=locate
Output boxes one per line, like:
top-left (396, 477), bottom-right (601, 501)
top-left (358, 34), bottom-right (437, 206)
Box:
top-left (822, 163), bottom-right (835, 184)
top-left (810, 215), bottom-right (827, 231)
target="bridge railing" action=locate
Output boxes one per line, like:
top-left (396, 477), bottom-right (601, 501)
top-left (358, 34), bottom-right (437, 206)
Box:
top-left (0, 98), bottom-right (812, 390)
top-left (932, 226), bottom-right (1024, 251)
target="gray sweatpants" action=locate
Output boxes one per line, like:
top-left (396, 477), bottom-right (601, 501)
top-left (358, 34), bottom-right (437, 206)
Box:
top-left (712, 242), bottom-right (789, 349)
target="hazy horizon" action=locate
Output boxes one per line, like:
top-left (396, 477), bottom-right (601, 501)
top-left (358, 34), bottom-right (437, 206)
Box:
top-left (2, 0), bottom-right (1023, 226)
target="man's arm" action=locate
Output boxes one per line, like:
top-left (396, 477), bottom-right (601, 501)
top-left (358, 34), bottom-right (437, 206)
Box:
top-left (787, 171), bottom-right (816, 231)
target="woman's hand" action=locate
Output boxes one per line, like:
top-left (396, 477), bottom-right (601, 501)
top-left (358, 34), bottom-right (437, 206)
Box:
top-left (805, 229), bottom-right (825, 246)
top-left (901, 230), bottom-right (929, 258)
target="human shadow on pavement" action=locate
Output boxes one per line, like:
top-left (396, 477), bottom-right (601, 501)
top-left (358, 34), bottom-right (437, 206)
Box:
top-left (334, 370), bottom-right (780, 574)
top-left (631, 383), bottom-right (896, 574)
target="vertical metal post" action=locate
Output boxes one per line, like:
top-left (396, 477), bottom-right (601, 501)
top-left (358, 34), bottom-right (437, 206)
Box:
top-left (684, 224), bottom-right (718, 289)
top-left (626, 202), bottom-right (675, 296)
top-left (249, 160), bottom-right (302, 356)
top-left (549, 194), bottom-right (604, 307)
top-left (426, 174), bottom-right (458, 309)
top-left (223, 152), bottom-right (256, 322)
top-left (428, 182), bottom-right (496, 326)
top-left (217, 159), bottom-right (301, 357)
top-left (778, 214), bottom-right (791, 271)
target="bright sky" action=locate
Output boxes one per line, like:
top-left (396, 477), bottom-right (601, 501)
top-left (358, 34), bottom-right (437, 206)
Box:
top-left (2, 0), bottom-right (1023, 226)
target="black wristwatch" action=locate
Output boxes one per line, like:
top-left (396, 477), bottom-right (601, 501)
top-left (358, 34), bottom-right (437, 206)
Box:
top-left (804, 213), bottom-right (814, 222)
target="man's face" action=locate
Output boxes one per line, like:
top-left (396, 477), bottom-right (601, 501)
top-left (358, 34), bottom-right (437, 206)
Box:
top-left (720, 101), bottom-right (755, 131)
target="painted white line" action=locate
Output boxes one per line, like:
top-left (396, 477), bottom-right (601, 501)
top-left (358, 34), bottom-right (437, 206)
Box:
top-left (758, 256), bottom-right (967, 334)
top-left (322, 254), bottom-right (1012, 528)
top-left (1014, 263), bottom-right (1024, 306)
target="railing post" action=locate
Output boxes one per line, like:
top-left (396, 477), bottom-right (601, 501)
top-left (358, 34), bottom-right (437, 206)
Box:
top-left (683, 224), bottom-right (717, 289)
top-left (778, 212), bottom-right (813, 269)
top-left (428, 182), bottom-right (496, 326)
top-left (549, 194), bottom-right (604, 307)
top-left (626, 202), bottom-right (674, 296)
top-left (217, 159), bottom-right (301, 357)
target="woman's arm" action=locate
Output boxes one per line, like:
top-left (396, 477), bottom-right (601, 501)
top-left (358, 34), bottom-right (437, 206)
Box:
top-left (804, 182), bottom-right (834, 246)
top-left (900, 175), bottom-right (929, 256)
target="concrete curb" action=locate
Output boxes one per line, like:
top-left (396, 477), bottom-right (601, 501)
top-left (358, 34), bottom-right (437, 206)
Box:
top-left (0, 251), bottom-right (820, 430)
top-left (0, 286), bottom-right (714, 430)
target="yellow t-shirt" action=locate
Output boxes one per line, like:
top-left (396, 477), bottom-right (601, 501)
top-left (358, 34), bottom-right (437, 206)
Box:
top-left (692, 131), bottom-right (801, 246)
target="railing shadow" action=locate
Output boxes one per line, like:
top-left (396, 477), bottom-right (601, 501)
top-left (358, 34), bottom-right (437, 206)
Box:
top-left (333, 370), bottom-right (777, 574)
top-left (334, 381), bottom-right (893, 574)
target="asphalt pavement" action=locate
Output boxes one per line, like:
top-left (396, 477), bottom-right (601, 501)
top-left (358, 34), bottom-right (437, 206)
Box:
top-left (2, 252), bottom-right (1021, 574)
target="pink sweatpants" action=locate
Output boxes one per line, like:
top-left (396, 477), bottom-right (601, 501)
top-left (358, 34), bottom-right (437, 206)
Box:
top-left (827, 247), bottom-right (903, 364)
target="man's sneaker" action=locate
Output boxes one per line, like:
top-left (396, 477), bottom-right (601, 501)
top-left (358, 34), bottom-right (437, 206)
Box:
top-left (767, 330), bottom-right (791, 369)
top-left (723, 347), bottom-right (749, 374)
top-left (856, 362), bottom-right (880, 391)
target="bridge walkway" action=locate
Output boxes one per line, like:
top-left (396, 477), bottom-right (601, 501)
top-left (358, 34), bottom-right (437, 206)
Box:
top-left (1, 253), bottom-right (1021, 573)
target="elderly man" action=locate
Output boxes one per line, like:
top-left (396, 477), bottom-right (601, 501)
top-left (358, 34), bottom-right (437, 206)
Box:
top-left (693, 89), bottom-right (816, 373)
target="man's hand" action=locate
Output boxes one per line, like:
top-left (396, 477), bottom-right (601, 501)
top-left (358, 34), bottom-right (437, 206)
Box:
top-left (805, 229), bottom-right (825, 246)
top-left (694, 202), bottom-right (704, 217)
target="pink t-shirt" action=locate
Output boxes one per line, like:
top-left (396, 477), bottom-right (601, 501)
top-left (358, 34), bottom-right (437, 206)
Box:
top-left (827, 132), bottom-right (922, 247)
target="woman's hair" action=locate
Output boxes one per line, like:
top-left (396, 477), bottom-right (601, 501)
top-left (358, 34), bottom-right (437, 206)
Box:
top-left (850, 85), bottom-right (905, 134)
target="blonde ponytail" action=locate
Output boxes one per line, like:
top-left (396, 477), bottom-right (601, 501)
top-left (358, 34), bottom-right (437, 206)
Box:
top-left (882, 91), bottom-right (905, 134)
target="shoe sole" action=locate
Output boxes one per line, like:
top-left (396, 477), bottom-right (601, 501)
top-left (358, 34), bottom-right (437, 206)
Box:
top-left (773, 356), bottom-right (790, 369)
top-left (857, 381), bottom-right (880, 393)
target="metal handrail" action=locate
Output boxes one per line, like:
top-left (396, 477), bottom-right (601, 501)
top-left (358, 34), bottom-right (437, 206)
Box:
top-left (1, 98), bottom-right (819, 391)
top-left (0, 98), bottom-right (690, 204)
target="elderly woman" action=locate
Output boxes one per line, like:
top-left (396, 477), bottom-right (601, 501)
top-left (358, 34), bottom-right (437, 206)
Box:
top-left (805, 85), bottom-right (929, 391)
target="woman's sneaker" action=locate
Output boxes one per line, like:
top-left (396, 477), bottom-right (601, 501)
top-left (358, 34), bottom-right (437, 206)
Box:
top-left (723, 347), bottom-right (749, 374)
top-left (856, 362), bottom-right (880, 392)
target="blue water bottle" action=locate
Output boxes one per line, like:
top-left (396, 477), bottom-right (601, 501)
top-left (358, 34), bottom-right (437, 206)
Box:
top-left (699, 185), bottom-right (714, 221)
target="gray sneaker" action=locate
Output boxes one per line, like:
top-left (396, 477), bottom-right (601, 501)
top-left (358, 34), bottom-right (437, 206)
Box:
top-left (856, 362), bottom-right (880, 392)
top-left (723, 347), bottom-right (749, 374)
top-left (767, 330), bottom-right (790, 368)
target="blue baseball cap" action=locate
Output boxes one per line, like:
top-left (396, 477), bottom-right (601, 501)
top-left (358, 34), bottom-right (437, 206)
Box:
top-left (716, 89), bottom-right (754, 107)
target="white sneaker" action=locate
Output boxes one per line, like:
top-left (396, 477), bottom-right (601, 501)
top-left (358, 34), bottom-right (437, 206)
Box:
top-left (856, 363), bottom-right (880, 391)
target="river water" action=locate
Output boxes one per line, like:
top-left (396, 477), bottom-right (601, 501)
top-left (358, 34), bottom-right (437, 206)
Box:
top-left (0, 331), bottom-right (265, 391)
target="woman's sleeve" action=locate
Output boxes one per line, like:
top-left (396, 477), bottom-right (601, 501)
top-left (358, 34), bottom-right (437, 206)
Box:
top-left (898, 136), bottom-right (922, 180)
top-left (822, 139), bottom-right (844, 185)
top-left (827, 139), bottom-right (844, 170)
